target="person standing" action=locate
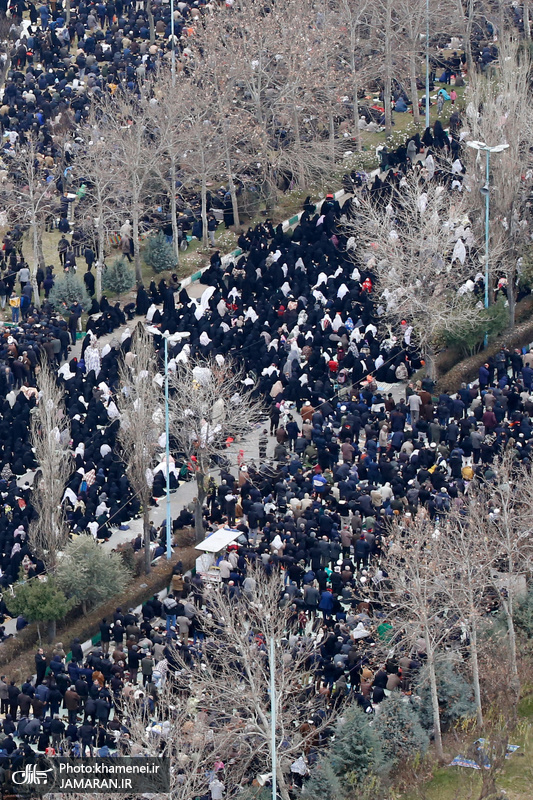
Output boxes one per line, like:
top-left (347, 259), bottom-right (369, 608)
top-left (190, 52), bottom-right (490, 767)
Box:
top-left (141, 653), bottom-right (154, 687)
top-left (9, 294), bottom-right (20, 323)
top-left (57, 236), bottom-right (69, 266)
top-left (99, 619), bottom-right (111, 656)
top-left (18, 264), bottom-right (29, 292)
top-left (63, 688), bottom-right (80, 725)
top-left (0, 676), bottom-right (8, 715)
top-left (35, 648), bottom-right (47, 686)
top-left (207, 214), bottom-right (218, 247)
top-left (68, 301), bottom-right (82, 345)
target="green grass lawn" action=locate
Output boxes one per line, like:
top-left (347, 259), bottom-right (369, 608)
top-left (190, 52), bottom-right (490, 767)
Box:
top-left (400, 692), bottom-right (533, 800)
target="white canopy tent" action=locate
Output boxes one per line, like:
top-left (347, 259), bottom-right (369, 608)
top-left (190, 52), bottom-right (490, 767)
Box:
top-left (195, 528), bottom-right (242, 579)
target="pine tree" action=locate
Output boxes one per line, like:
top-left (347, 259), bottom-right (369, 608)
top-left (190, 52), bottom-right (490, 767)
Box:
top-left (102, 257), bottom-right (135, 297)
top-left (303, 756), bottom-right (342, 800)
top-left (144, 231), bottom-right (178, 274)
top-left (373, 693), bottom-right (430, 767)
top-left (416, 656), bottom-right (476, 730)
top-left (330, 705), bottom-right (389, 795)
top-left (48, 271), bottom-right (90, 310)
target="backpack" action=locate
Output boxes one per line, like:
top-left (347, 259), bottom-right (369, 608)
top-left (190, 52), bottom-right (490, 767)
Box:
top-left (163, 597), bottom-right (177, 613)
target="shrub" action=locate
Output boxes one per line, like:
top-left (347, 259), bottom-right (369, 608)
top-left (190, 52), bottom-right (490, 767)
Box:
top-left (56, 536), bottom-right (131, 614)
top-left (144, 231), bottom-right (178, 274)
top-left (441, 297), bottom-right (509, 358)
top-left (330, 704), bottom-right (390, 796)
top-left (416, 656), bottom-right (476, 730)
top-left (373, 693), bottom-right (430, 766)
top-left (102, 257), bottom-right (135, 296)
top-left (7, 576), bottom-right (73, 644)
top-left (513, 587), bottom-right (533, 636)
top-left (303, 756), bottom-right (342, 800)
top-left (48, 271), bottom-right (90, 310)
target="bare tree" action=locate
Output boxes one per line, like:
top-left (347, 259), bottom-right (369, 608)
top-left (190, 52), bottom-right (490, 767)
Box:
top-left (168, 355), bottom-right (263, 541)
top-left (432, 503), bottom-right (492, 728)
top-left (29, 360), bottom-right (72, 570)
top-left (464, 36), bottom-right (533, 328)
top-left (350, 175), bottom-right (483, 378)
top-left (382, 514), bottom-right (463, 761)
top-left (159, 566), bottom-right (335, 800)
top-left (337, 0), bottom-right (371, 150)
top-left (73, 111), bottom-right (122, 300)
top-left (97, 92), bottom-right (163, 281)
top-left (116, 325), bottom-right (163, 574)
top-left (2, 134), bottom-right (60, 308)
top-left (476, 454), bottom-right (533, 701)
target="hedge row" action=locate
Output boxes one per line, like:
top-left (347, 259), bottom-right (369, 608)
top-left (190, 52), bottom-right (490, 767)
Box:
top-left (435, 296), bottom-right (533, 393)
top-left (1, 541), bottom-right (198, 682)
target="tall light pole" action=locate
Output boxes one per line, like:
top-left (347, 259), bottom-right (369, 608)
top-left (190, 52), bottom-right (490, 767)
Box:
top-left (269, 637), bottom-right (277, 800)
top-left (146, 326), bottom-right (177, 559)
top-left (164, 334), bottom-right (172, 560)
top-left (466, 140), bottom-right (509, 345)
top-left (170, 0), bottom-right (176, 86)
top-left (425, 0), bottom-right (430, 129)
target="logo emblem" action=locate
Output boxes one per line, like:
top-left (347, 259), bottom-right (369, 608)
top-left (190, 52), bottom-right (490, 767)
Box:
top-left (12, 764), bottom-right (54, 786)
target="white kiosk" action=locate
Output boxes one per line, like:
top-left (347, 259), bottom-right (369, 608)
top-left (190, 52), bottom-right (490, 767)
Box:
top-left (195, 527), bottom-right (243, 582)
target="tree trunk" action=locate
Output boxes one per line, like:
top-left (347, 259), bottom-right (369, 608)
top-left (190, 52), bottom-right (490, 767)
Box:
top-left (46, 619), bottom-right (56, 644)
top-left (65, 0), bottom-right (71, 24)
top-left (292, 104), bottom-right (306, 188)
top-left (508, 279), bottom-right (516, 329)
top-left (143, 503), bottom-right (151, 575)
top-left (147, 6), bottom-right (155, 44)
top-left (132, 208), bottom-right (142, 282)
top-left (384, 0), bottom-right (393, 138)
top-left (470, 621), bottom-right (484, 728)
top-left (424, 341), bottom-right (436, 380)
top-left (410, 49), bottom-right (420, 125)
top-left (525, 0), bottom-right (531, 37)
top-left (200, 176), bottom-right (208, 248)
top-left (223, 133), bottom-right (240, 229)
top-left (328, 110), bottom-right (336, 163)
top-left (352, 76), bottom-right (362, 152)
top-left (427, 650), bottom-right (444, 760)
top-left (463, 0), bottom-right (474, 73)
top-left (96, 217), bottom-right (105, 301)
top-left (501, 595), bottom-right (519, 699)
top-left (194, 472), bottom-right (206, 543)
top-left (276, 766), bottom-right (291, 800)
top-left (31, 220), bottom-right (41, 310)
top-left (169, 153), bottom-right (181, 263)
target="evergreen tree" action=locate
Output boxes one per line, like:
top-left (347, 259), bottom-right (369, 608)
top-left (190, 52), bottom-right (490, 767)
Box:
top-left (373, 693), bottom-right (430, 767)
top-left (416, 656), bottom-right (476, 730)
top-left (330, 705), bottom-right (389, 795)
top-left (48, 271), bottom-right (90, 310)
top-left (513, 587), bottom-right (533, 637)
top-left (8, 573), bottom-right (73, 644)
top-left (56, 536), bottom-right (131, 614)
top-left (303, 756), bottom-right (342, 800)
top-left (144, 231), bottom-right (178, 274)
top-left (102, 257), bottom-right (135, 296)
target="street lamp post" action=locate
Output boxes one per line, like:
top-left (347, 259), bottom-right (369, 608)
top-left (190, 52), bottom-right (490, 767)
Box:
top-left (146, 326), bottom-right (178, 559)
top-left (269, 637), bottom-right (277, 800)
top-left (425, 0), bottom-right (430, 129)
top-left (164, 335), bottom-right (171, 560)
top-left (170, 0), bottom-right (176, 86)
top-left (466, 140), bottom-right (510, 345)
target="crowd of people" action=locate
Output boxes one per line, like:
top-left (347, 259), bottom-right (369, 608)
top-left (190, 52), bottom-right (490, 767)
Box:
top-left (0, 111), bottom-right (527, 793)
top-left (0, 0), bottom-right (527, 793)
